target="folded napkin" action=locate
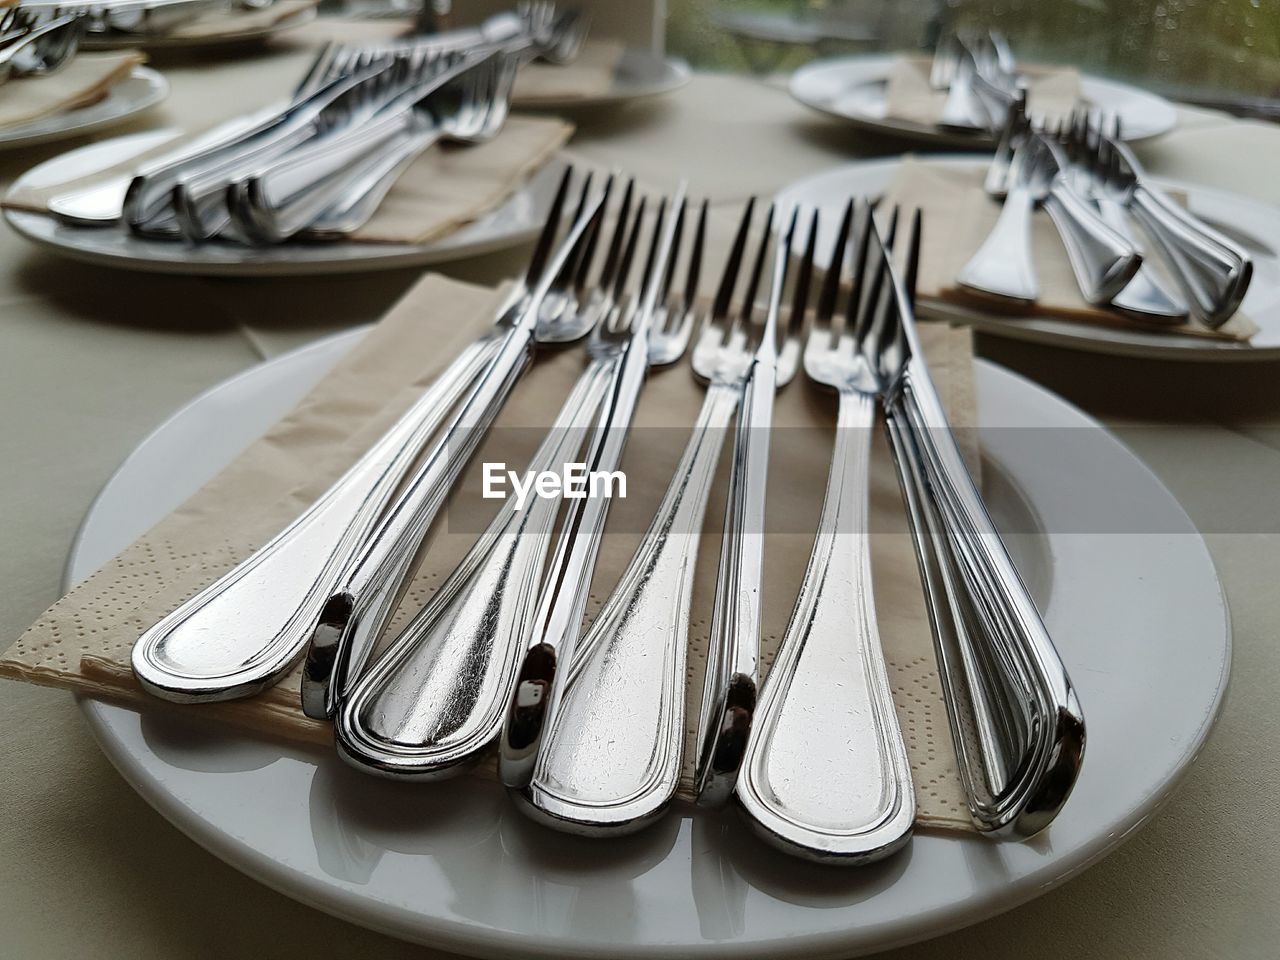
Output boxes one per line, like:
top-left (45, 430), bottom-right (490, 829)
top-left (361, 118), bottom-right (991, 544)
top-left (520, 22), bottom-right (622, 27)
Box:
top-left (162, 0), bottom-right (318, 41)
top-left (0, 263), bottom-right (983, 833)
top-left (2, 113), bottom-right (574, 245)
top-left (511, 40), bottom-right (624, 104)
top-left (884, 157), bottom-right (1258, 341)
top-left (882, 55), bottom-right (1080, 129)
top-left (0, 51), bottom-right (145, 130)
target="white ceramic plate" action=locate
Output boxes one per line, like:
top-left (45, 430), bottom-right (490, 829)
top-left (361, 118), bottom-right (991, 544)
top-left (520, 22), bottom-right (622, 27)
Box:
top-left (64, 328), bottom-right (1229, 958)
top-left (790, 54), bottom-right (1177, 146)
top-left (3, 130), bottom-right (566, 276)
top-left (81, 6), bottom-right (317, 50)
top-left (776, 156), bottom-right (1280, 360)
top-left (0, 66), bottom-right (168, 151)
top-left (517, 48), bottom-right (691, 110)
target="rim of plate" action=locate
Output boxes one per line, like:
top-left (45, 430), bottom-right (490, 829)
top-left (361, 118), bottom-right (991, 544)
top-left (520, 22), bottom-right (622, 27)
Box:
top-left (63, 329), bottom-right (1230, 959)
top-left (516, 49), bottom-right (692, 110)
top-left (775, 155), bottom-right (1280, 361)
top-left (0, 66), bottom-right (168, 150)
top-left (789, 53), bottom-right (1178, 147)
top-left (3, 135), bottom-right (565, 276)
top-left (80, 5), bottom-right (318, 50)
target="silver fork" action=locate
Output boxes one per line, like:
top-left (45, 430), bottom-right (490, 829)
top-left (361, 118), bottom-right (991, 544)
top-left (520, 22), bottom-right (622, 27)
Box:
top-left (1096, 121), bottom-right (1252, 328)
top-left (1060, 111), bottom-right (1186, 321)
top-left (734, 202), bottom-right (914, 864)
top-left (332, 181), bottom-right (655, 777)
top-left (692, 198), bottom-right (805, 807)
top-left (494, 197), bottom-right (708, 834)
top-left (881, 208), bottom-right (1085, 838)
top-left (131, 168), bottom-right (602, 706)
top-left (499, 186), bottom-right (694, 800)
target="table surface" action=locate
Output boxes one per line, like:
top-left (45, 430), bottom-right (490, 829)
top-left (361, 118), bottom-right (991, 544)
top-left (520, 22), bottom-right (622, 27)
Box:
top-left (1, 26), bottom-right (1278, 960)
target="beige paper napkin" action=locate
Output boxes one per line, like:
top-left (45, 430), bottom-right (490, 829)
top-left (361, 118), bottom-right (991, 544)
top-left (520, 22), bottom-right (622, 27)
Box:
top-left (164, 0), bottom-right (318, 41)
top-left (0, 51), bottom-right (145, 129)
top-left (883, 55), bottom-right (1080, 129)
top-left (512, 40), bottom-right (624, 104)
top-left (0, 267), bottom-right (981, 832)
top-left (2, 113), bottom-right (574, 246)
top-left (883, 157), bottom-right (1258, 341)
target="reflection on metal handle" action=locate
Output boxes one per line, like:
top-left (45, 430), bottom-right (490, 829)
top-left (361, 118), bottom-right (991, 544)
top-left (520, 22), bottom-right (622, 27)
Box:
top-left (957, 185), bottom-right (1038, 302)
top-left (894, 364), bottom-right (1084, 838)
top-left (736, 390), bottom-right (914, 863)
top-left (524, 381), bottom-right (739, 833)
top-left (334, 359), bottom-right (614, 778)
top-left (1043, 181), bottom-right (1140, 305)
top-left (131, 334), bottom-right (498, 703)
top-left (1130, 185), bottom-right (1251, 328)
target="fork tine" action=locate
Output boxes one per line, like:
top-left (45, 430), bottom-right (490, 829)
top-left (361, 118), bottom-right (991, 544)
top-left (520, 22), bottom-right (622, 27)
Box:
top-left (597, 178), bottom-right (635, 293)
top-left (525, 165), bottom-right (573, 286)
top-left (658, 198), bottom-right (687, 316)
top-left (639, 197), bottom-right (668, 304)
top-left (712, 198), bottom-right (755, 322)
top-left (572, 173), bottom-right (613, 290)
top-left (683, 199), bottom-right (708, 311)
top-left (740, 204), bottom-right (776, 325)
top-left (859, 206), bottom-right (897, 350)
top-left (844, 201), bottom-right (875, 338)
top-left (612, 195), bottom-right (648, 301)
top-left (555, 170), bottom-right (594, 285)
top-left (815, 199), bottom-right (854, 331)
top-left (788, 206), bottom-right (818, 339)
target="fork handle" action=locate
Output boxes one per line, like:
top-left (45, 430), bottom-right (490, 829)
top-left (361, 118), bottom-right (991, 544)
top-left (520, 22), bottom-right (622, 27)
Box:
top-left (307, 127), bottom-right (440, 236)
top-left (896, 365), bottom-right (1084, 837)
top-left (692, 364), bottom-right (775, 806)
top-left (131, 332), bottom-right (500, 704)
top-left (333, 357), bottom-right (614, 777)
top-left (1130, 185), bottom-right (1251, 328)
top-left (1042, 180), bottom-right (1140, 306)
top-left (235, 109), bottom-right (420, 243)
top-left (957, 185), bottom-right (1038, 302)
top-left (524, 380), bottom-right (739, 831)
top-left (735, 389), bottom-right (914, 863)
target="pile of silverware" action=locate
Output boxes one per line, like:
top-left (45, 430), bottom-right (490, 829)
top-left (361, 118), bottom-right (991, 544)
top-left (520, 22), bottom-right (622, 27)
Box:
top-left (959, 104), bottom-right (1253, 327)
top-left (46, 2), bottom-right (584, 243)
top-left (929, 29), bottom-right (1022, 133)
top-left (128, 167), bottom-right (1085, 865)
top-left (14, 0), bottom-right (283, 42)
top-left (0, 6), bottom-right (90, 84)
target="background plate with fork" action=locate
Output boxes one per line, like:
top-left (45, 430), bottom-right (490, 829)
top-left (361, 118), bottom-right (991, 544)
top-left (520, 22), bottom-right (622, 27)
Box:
top-left (776, 156), bottom-right (1280, 360)
top-left (3, 129), bottom-right (568, 276)
top-left (63, 322), bottom-right (1227, 958)
top-left (789, 54), bottom-right (1177, 148)
top-left (0, 64), bottom-right (167, 151)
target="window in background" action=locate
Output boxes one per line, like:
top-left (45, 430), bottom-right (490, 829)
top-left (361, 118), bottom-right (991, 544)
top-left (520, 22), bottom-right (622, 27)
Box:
top-left (666, 0), bottom-right (1280, 118)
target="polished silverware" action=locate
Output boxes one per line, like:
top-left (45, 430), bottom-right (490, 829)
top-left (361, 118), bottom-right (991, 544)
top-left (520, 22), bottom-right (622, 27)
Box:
top-left (231, 51), bottom-right (512, 243)
top-left (961, 130), bottom-right (1139, 305)
top-left (1056, 111), bottom-right (1186, 321)
top-left (692, 199), bottom-right (804, 807)
top-left (303, 174), bottom-right (611, 720)
top-left (332, 179), bottom-right (652, 777)
top-left (735, 202), bottom-right (914, 864)
top-left (131, 168), bottom-right (591, 704)
top-left (46, 44), bottom-right (363, 228)
top-left (500, 185), bottom-right (692, 799)
top-left (0, 13), bottom-right (85, 85)
top-left (938, 46), bottom-right (986, 132)
top-left (510, 200), bottom-right (730, 834)
top-left (883, 208), bottom-right (1085, 838)
top-left (1099, 123), bottom-right (1251, 328)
